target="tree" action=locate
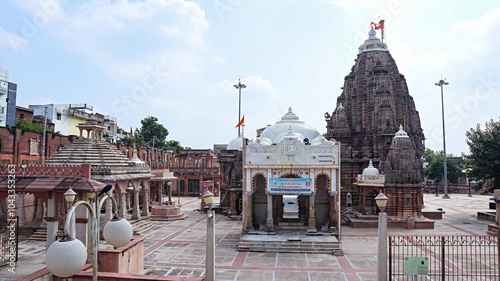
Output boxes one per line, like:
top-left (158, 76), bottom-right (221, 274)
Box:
top-left (15, 119), bottom-right (45, 133)
top-left (423, 148), bottom-right (438, 164)
top-left (463, 117), bottom-right (500, 190)
top-left (424, 153), bottom-right (461, 184)
top-left (136, 116), bottom-right (169, 149)
top-left (165, 140), bottom-right (184, 154)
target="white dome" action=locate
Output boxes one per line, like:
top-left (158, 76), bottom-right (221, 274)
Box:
top-left (275, 127), bottom-right (305, 143)
top-left (227, 137), bottom-right (243, 151)
top-left (358, 26), bottom-right (388, 54)
top-left (394, 124), bottom-right (409, 138)
top-left (362, 160), bottom-right (380, 176)
top-left (261, 107), bottom-right (320, 143)
top-left (255, 136), bottom-right (272, 146)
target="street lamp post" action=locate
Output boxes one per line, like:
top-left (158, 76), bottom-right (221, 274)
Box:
top-left (46, 188), bottom-right (133, 281)
top-left (435, 78), bottom-right (450, 199)
top-left (375, 191), bottom-right (388, 281)
top-left (233, 78), bottom-right (246, 138)
top-left (202, 190), bottom-right (215, 281)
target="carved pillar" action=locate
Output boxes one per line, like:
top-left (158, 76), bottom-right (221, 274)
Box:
top-left (243, 191), bottom-right (253, 232)
top-left (132, 186), bottom-right (140, 220)
top-left (35, 197), bottom-right (44, 223)
top-left (126, 190), bottom-right (131, 210)
top-left (18, 193), bottom-right (27, 227)
top-left (75, 193), bottom-right (89, 253)
top-left (119, 185), bottom-right (127, 219)
top-left (307, 194), bottom-right (317, 233)
top-left (142, 183), bottom-right (150, 216)
top-left (46, 194), bottom-right (58, 249)
top-left (104, 197), bottom-right (113, 222)
top-left (265, 193), bottom-right (274, 232)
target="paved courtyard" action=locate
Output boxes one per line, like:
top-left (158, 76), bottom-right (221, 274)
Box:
top-left (1, 193), bottom-right (496, 280)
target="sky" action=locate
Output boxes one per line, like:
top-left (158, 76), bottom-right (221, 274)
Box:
top-left (1, 0), bottom-right (499, 156)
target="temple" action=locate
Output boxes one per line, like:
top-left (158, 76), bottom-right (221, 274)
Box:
top-left (238, 107), bottom-right (343, 254)
top-left (325, 27), bottom-right (431, 228)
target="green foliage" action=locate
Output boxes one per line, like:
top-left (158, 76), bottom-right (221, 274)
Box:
top-left (15, 119), bottom-right (44, 133)
top-left (136, 116), bottom-right (168, 149)
top-left (165, 140), bottom-right (184, 154)
top-left (463, 117), bottom-right (500, 190)
top-left (423, 148), bottom-right (438, 164)
top-left (424, 151), bottom-right (461, 184)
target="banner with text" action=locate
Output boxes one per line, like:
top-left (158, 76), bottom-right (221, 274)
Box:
top-left (269, 178), bottom-right (313, 195)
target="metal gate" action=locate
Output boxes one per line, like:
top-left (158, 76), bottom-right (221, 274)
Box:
top-left (0, 217), bottom-right (18, 268)
top-left (389, 235), bottom-right (499, 280)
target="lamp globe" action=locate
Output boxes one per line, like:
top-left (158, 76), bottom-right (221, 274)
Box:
top-left (46, 236), bottom-right (87, 277)
top-left (103, 216), bottom-right (133, 248)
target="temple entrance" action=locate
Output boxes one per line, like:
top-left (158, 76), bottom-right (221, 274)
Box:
top-left (283, 195), bottom-right (299, 219)
top-left (314, 174), bottom-right (331, 231)
top-left (252, 174), bottom-right (267, 230)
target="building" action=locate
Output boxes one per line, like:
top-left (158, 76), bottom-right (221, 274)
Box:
top-left (215, 140), bottom-right (243, 217)
top-left (28, 104), bottom-right (119, 142)
top-left (0, 67), bottom-right (17, 128)
top-left (325, 27), bottom-right (429, 227)
top-left (242, 107), bottom-right (341, 236)
top-left (170, 149), bottom-right (221, 196)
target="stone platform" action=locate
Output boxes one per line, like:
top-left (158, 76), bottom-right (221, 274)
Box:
top-left (238, 232), bottom-right (343, 255)
top-left (150, 205), bottom-right (187, 221)
top-left (348, 215), bottom-right (435, 229)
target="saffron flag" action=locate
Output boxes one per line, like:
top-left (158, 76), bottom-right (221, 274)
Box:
top-left (235, 116), bottom-right (245, 128)
top-left (371, 22), bottom-right (384, 30)
top-left (130, 127), bottom-right (133, 138)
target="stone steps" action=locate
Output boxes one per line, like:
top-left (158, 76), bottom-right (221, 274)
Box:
top-left (130, 218), bottom-right (155, 235)
top-left (238, 240), bottom-right (342, 255)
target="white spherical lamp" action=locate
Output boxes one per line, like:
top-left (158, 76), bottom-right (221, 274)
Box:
top-left (103, 216), bottom-right (133, 248)
top-left (45, 236), bottom-right (87, 277)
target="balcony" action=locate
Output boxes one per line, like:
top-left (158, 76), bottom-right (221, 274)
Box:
top-left (170, 167), bottom-right (219, 176)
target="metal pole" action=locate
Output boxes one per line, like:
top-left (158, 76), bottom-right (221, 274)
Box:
top-left (205, 210), bottom-right (215, 281)
top-left (435, 79), bottom-right (449, 199)
top-left (234, 78), bottom-right (246, 138)
top-left (377, 212), bottom-right (387, 281)
top-left (41, 106), bottom-right (48, 164)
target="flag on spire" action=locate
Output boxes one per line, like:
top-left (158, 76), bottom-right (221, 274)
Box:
top-left (130, 127), bottom-right (134, 138)
top-left (235, 116), bottom-right (244, 128)
top-left (370, 21), bottom-right (384, 30)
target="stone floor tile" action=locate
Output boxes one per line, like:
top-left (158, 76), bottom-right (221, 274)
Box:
top-left (276, 258), bottom-right (308, 268)
top-left (170, 254), bottom-right (205, 264)
top-left (243, 257), bottom-right (276, 267)
top-left (274, 270), bottom-right (310, 281)
top-left (215, 269), bottom-right (239, 281)
top-left (235, 270), bottom-right (275, 280)
top-left (309, 272), bottom-right (348, 281)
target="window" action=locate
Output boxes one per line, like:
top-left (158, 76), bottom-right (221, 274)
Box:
top-left (57, 113), bottom-right (62, 120)
top-left (188, 179), bottom-right (200, 193)
top-left (19, 113), bottom-right (24, 119)
top-left (0, 107), bottom-right (4, 114)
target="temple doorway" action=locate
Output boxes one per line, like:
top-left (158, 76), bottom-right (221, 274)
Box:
top-left (252, 174), bottom-right (267, 230)
top-left (283, 195), bottom-right (299, 219)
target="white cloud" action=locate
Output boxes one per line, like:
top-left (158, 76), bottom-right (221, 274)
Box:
top-left (0, 26), bottom-right (28, 50)
top-left (57, 0), bottom-right (209, 81)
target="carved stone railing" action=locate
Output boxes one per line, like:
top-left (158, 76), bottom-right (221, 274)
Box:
top-left (0, 164), bottom-right (91, 178)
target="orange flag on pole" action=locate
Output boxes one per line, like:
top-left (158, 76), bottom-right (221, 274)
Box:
top-left (130, 127), bottom-right (133, 138)
top-left (235, 116), bottom-right (244, 128)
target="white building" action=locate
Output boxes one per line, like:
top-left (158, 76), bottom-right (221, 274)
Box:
top-left (242, 107), bottom-right (341, 237)
top-left (0, 67), bottom-right (17, 127)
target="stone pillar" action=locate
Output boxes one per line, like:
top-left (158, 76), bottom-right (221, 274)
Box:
top-left (18, 193), bottom-right (27, 227)
top-left (119, 187), bottom-right (127, 219)
top-left (265, 194), bottom-right (274, 232)
top-left (46, 194), bottom-right (58, 249)
top-left (35, 197), bottom-right (44, 223)
top-left (132, 187), bottom-right (140, 220)
top-left (75, 193), bottom-right (88, 249)
top-left (307, 194), bottom-right (317, 233)
top-left (243, 191), bottom-right (254, 232)
top-left (142, 184), bottom-right (150, 217)
top-left (126, 190), bottom-right (131, 210)
top-left (104, 198), bottom-right (113, 221)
